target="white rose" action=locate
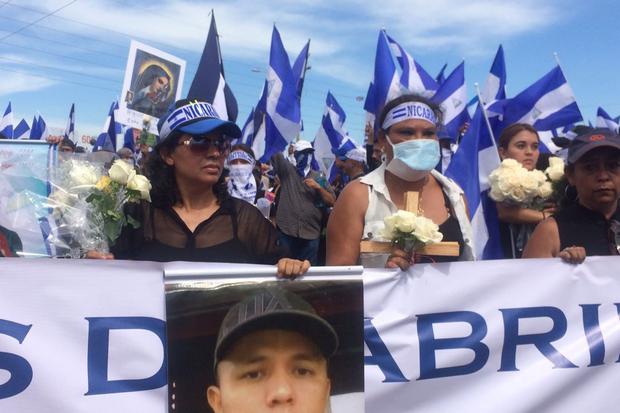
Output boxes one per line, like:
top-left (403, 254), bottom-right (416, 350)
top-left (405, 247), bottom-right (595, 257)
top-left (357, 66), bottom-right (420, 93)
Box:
top-left (539, 181), bottom-right (553, 199)
top-left (500, 158), bottom-right (521, 169)
top-left (413, 216), bottom-right (443, 244)
top-left (394, 210), bottom-right (417, 233)
top-left (548, 156), bottom-right (564, 169)
top-left (69, 162), bottom-right (99, 187)
top-left (109, 160), bottom-right (134, 184)
top-left (127, 174), bottom-right (152, 202)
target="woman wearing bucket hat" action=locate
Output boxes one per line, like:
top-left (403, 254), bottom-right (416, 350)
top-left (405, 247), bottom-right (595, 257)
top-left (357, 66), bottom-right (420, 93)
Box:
top-left (523, 128), bottom-right (620, 263)
top-left (89, 99), bottom-right (309, 277)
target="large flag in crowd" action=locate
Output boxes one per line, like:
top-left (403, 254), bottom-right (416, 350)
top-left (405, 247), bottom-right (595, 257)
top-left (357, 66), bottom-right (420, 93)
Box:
top-left (0, 102), bottom-right (13, 139)
top-left (187, 11), bottom-right (238, 122)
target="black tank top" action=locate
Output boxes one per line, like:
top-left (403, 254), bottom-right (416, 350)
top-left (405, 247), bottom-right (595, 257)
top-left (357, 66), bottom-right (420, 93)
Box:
top-left (554, 203), bottom-right (620, 257)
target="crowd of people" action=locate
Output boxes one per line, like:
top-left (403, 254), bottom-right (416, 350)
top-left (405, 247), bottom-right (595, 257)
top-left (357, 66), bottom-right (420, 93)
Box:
top-left (2, 94), bottom-right (620, 274)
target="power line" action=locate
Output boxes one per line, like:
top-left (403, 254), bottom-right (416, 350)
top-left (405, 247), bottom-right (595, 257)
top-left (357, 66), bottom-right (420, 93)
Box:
top-left (0, 0), bottom-right (79, 41)
top-left (0, 65), bottom-right (117, 92)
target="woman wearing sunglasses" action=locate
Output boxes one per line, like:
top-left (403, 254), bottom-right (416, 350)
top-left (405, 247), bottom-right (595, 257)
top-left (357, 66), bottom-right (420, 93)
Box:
top-left (89, 99), bottom-right (309, 277)
top-left (523, 129), bottom-right (620, 263)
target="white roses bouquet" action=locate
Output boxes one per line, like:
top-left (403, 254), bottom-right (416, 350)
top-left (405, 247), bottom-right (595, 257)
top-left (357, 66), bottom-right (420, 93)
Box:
top-left (380, 210), bottom-right (443, 255)
top-left (50, 159), bottom-right (151, 255)
top-left (489, 159), bottom-right (553, 207)
top-left (544, 156), bottom-right (565, 182)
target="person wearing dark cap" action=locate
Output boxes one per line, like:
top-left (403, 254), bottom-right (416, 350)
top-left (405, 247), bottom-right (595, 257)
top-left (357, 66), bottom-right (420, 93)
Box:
top-left (207, 288), bottom-right (337, 413)
top-left (89, 99), bottom-right (310, 278)
top-left (523, 128), bottom-right (620, 263)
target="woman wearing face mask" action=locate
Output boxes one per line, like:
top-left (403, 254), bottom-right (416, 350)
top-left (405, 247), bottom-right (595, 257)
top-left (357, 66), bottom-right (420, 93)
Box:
top-left (495, 123), bottom-right (557, 258)
top-left (326, 94), bottom-right (474, 269)
top-left (226, 144), bottom-right (261, 205)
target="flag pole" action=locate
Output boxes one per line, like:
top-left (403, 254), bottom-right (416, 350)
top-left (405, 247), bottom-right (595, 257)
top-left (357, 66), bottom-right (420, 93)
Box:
top-left (474, 82), bottom-right (499, 150)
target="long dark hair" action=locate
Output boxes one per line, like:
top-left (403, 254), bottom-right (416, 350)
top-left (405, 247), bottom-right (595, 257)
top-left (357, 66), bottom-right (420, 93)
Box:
top-left (146, 134), bottom-right (229, 209)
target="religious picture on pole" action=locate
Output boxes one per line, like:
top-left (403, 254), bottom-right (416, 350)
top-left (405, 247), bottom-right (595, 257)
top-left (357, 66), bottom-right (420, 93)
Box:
top-left (119, 40), bottom-right (186, 134)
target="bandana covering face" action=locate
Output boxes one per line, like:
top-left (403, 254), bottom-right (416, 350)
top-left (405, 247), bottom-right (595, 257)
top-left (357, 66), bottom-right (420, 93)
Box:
top-left (294, 152), bottom-right (312, 178)
top-left (227, 164), bottom-right (257, 204)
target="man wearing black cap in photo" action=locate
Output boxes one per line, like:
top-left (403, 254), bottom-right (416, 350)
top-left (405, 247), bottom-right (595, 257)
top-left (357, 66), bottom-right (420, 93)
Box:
top-left (523, 128), bottom-right (620, 263)
top-left (207, 288), bottom-right (338, 413)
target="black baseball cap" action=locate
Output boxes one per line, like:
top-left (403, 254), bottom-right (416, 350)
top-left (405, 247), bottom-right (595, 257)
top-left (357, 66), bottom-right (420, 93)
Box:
top-left (567, 128), bottom-right (620, 164)
top-left (214, 288), bottom-right (339, 369)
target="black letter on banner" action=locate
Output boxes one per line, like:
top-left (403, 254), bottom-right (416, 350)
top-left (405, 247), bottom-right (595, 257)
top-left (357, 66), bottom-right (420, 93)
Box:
top-left (0, 319), bottom-right (33, 399)
top-left (580, 304), bottom-right (605, 366)
top-left (417, 311), bottom-right (489, 380)
top-left (499, 306), bottom-right (577, 371)
top-left (363, 318), bottom-right (409, 382)
top-left (85, 317), bottom-right (167, 395)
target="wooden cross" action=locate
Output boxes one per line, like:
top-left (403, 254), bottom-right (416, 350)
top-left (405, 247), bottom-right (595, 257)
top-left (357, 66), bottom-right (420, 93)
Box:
top-left (359, 191), bottom-right (460, 257)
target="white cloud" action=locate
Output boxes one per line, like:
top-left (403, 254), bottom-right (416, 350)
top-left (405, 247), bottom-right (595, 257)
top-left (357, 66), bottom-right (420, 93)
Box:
top-left (0, 72), bottom-right (57, 96)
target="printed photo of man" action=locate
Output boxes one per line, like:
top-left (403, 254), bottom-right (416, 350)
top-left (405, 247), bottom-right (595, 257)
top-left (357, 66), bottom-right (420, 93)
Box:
top-left (207, 288), bottom-right (337, 413)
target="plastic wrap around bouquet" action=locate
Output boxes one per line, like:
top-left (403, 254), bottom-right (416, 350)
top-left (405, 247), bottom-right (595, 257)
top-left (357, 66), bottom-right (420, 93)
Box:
top-left (49, 158), bottom-right (151, 256)
top-left (489, 158), bottom-right (561, 208)
top-left (380, 210), bottom-right (443, 256)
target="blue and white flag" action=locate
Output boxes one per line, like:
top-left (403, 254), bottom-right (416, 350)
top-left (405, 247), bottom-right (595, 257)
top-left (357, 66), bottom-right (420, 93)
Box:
top-left (63, 103), bottom-right (75, 142)
top-left (13, 119), bottom-right (30, 140)
top-left (596, 107), bottom-right (619, 133)
top-left (238, 107), bottom-right (254, 146)
top-left (372, 30), bottom-right (401, 116)
top-left (445, 106), bottom-right (503, 260)
top-left (489, 65), bottom-right (582, 132)
top-left (187, 12), bottom-right (238, 122)
top-left (93, 132), bottom-right (115, 152)
top-left (103, 101), bottom-right (122, 150)
top-left (479, 45), bottom-right (507, 106)
top-left (30, 115), bottom-right (47, 140)
top-left (259, 25), bottom-right (301, 162)
top-left (435, 63), bottom-right (448, 87)
top-left (0, 102), bottom-right (13, 139)
top-left (386, 33), bottom-right (438, 96)
top-left (432, 61), bottom-right (470, 141)
top-left (363, 82), bottom-right (376, 131)
top-left (249, 81), bottom-right (268, 158)
top-left (29, 115), bottom-right (39, 140)
top-left (292, 39), bottom-right (310, 103)
top-left (313, 92), bottom-right (350, 179)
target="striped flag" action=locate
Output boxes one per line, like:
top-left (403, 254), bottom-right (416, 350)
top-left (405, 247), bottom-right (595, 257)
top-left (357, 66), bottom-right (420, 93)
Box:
top-left (0, 102), bottom-right (13, 139)
top-left (13, 119), bottom-right (30, 140)
top-left (386, 33), bottom-right (438, 96)
top-left (187, 11), bottom-right (238, 122)
top-left (432, 61), bottom-right (470, 141)
top-left (63, 103), bottom-right (75, 142)
top-left (596, 107), bottom-right (619, 133)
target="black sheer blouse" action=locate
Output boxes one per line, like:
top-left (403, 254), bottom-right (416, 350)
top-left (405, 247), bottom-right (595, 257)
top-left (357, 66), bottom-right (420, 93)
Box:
top-left (112, 197), bottom-right (285, 264)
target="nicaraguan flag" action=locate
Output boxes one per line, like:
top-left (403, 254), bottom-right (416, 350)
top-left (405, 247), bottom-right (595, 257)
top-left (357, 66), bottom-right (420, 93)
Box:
top-left (479, 45), bottom-right (506, 106)
top-left (432, 61), bottom-right (470, 141)
top-left (372, 30), bottom-right (401, 116)
top-left (29, 115), bottom-right (39, 139)
top-left (238, 107), bottom-right (254, 146)
top-left (93, 132), bottom-right (115, 152)
top-left (0, 102), bottom-right (13, 139)
top-left (63, 103), bottom-right (75, 142)
top-left (13, 119), bottom-right (30, 140)
top-left (249, 81), bottom-right (268, 158)
top-left (30, 115), bottom-right (47, 140)
top-left (435, 63), bottom-right (448, 87)
top-left (187, 12), bottom-right (238, 122)
top-left (445, 106), bottom-right (503, 260)
top-left (363, 82), bottom-right (376, 132)
top-left (102, 101), bottom-right (122, 150)
top-left (260, 25), bottom-right (301, 162)
top-left (313, 92), bottom-right (350, 179)
top-left (292, 39), bottom-right (310, 103)
top-left (596, 107), bottom-right (619, 133)
top-left (386, 33), bottom-right (438, 96)
top-left (488, 65), bottom-right (582, 132)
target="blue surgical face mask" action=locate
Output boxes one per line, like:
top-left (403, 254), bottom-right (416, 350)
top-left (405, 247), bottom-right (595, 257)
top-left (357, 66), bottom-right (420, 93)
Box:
top-left (385, 136), bottom-right (440, 181)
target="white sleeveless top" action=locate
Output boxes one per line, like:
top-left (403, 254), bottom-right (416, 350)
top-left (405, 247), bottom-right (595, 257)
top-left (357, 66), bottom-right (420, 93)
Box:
top-left (359, 164), bottom-right (475, 266)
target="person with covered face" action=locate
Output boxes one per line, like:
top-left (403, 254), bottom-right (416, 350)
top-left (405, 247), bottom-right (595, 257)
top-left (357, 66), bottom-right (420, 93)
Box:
top-left (523, 128), bottom-right (620, 263)
top-left (326, 94), bottom-right (474, 269)
top-left (226, 144), bottom-right (260, 205)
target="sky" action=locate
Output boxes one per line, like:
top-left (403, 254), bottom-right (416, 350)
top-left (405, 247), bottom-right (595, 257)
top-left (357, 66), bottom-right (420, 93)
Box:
top-left (1, 0), bottom-right (619, 146)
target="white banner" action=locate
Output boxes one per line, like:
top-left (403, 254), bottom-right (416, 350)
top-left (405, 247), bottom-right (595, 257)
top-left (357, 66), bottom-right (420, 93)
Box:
top-left (0, 259), bottom-right (167, 412)
top-left (364, 256), bottom-right (620, 413)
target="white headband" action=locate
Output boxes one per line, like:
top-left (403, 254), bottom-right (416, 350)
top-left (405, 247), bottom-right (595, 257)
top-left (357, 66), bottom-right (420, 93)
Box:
top-left (228, 150), bottom-right (256, 166)
top-left (158, 101), bottom-right (220, 142)
top-left (382, 101), bottom-right (438, 130)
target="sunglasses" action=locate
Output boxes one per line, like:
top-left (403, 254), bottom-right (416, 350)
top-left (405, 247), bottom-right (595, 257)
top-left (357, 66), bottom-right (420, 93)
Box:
top-left (178, 135), bottom-right (231, 153)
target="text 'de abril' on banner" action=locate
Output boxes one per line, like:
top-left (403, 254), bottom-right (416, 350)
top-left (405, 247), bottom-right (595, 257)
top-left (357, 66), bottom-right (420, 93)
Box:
top-left (0, 259), bottom-right (167, 412)
top-left (364, 256), bottom-right (620, 413)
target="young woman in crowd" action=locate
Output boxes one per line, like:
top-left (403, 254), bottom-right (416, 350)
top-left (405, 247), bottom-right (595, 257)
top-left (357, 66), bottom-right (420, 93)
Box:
top-left (88, 99), bottom-right (309, 278)
top-left (326, 94), bottom-right (474, 270)
top-left (495, 123), bottom-right (556, 258)
top-left (523, 129), bottom-right (620, 263)
top-left (226, 144), bottom-right (263, 204)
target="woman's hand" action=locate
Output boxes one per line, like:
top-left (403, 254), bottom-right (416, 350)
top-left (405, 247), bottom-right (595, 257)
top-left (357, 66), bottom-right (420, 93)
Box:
top-left (85, 250), bottom-right (115, 259)
top-left (276, 258), bottom-right (311, 278)
top-left (385, 248), bottom-right (412, 271)
top-left (558, 245), bottom-right (586, 264)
